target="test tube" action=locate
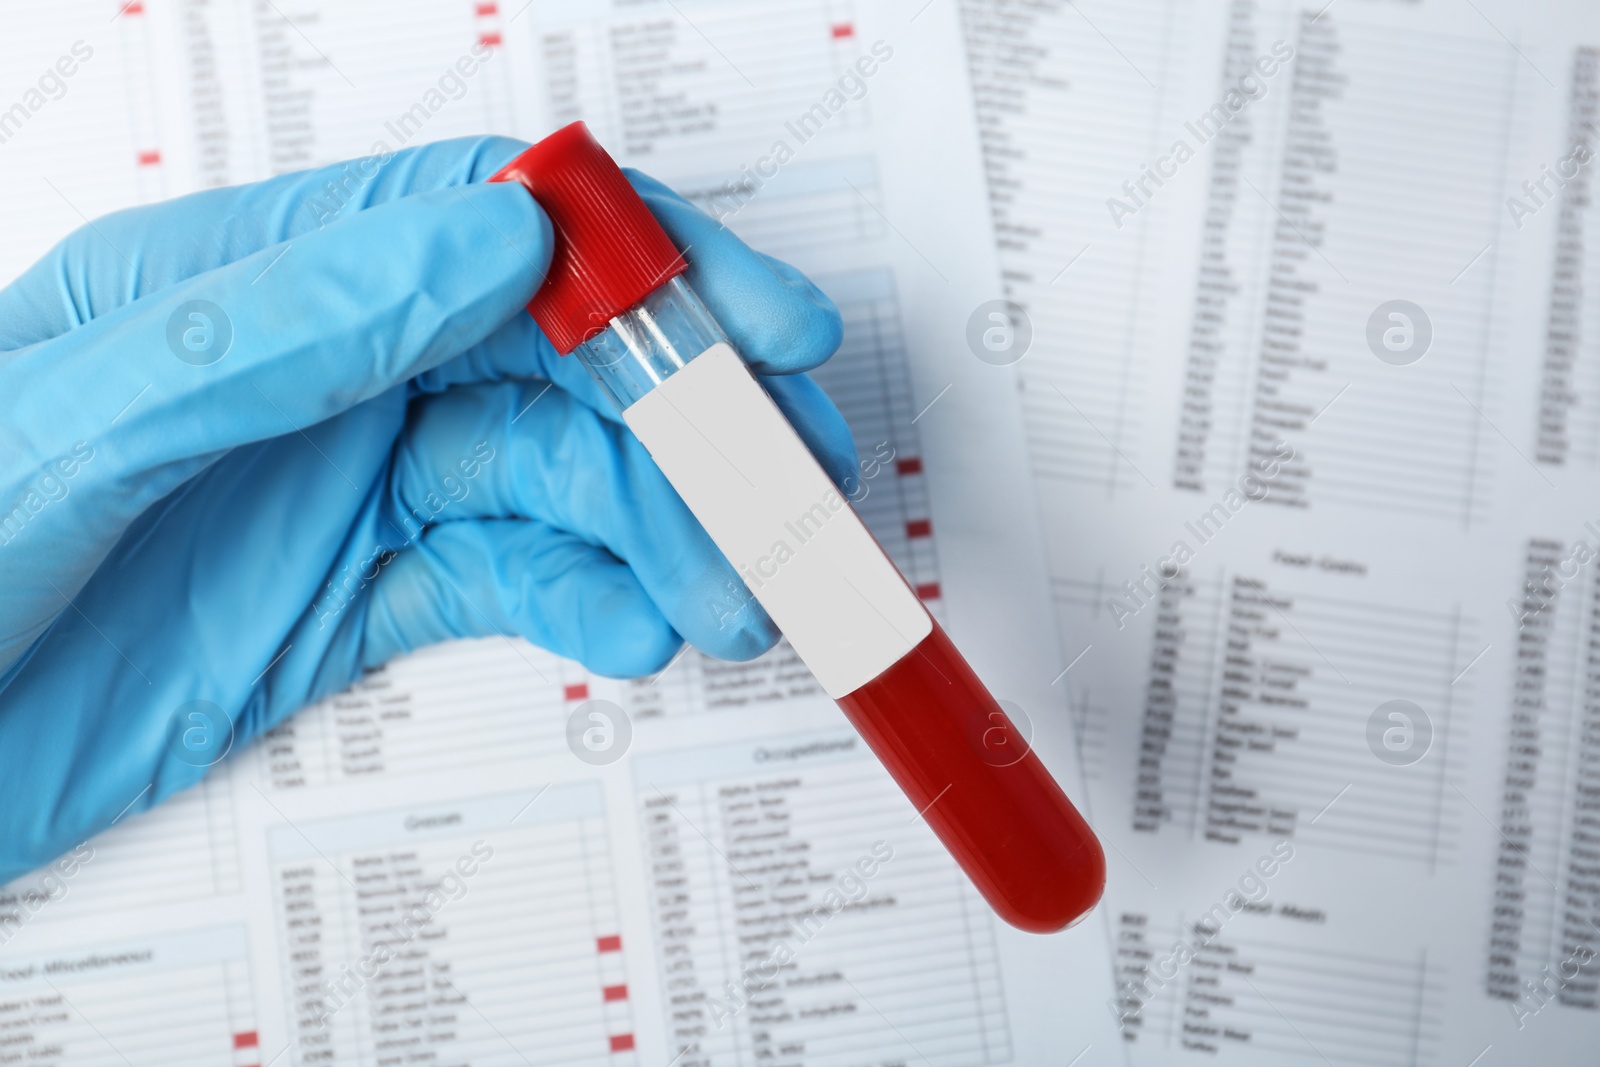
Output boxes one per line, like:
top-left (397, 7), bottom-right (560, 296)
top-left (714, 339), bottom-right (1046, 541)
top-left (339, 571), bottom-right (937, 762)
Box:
top-left (490, 122), bottom-right (1104, 933)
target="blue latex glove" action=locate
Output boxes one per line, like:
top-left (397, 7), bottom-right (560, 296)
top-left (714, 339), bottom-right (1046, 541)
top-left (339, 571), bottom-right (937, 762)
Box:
top-left (0, 135), bottom-right (856, 884)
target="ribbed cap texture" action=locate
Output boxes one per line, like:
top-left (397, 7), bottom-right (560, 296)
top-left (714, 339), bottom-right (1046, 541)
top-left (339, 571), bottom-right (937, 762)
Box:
top-left (489, 122), bottom-right (686, 354)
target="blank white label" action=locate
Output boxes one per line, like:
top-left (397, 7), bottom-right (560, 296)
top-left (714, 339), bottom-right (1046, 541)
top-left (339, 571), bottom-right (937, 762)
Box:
top-left (623, 343), bottom-right (932, 698)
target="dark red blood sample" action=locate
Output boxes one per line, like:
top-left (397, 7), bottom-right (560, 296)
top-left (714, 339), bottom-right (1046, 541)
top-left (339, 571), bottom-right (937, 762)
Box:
top-left (836, 618), bottom-right (1106, 933)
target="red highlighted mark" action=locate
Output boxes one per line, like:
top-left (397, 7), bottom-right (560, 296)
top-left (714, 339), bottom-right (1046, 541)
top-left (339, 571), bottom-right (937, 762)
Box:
top-left (479, 31), bottom-right (502, 47)
top-left (475, 3), bottom-right (498, 14)
top-left (233, 1032), bottom-right (259, 1049)
top-left (830, 22), bottom-right (854, 38)
top-left (603, 983), bottom-right (628, 1001)
top-left (896, 457), bottom-right (923, 476)
top-left (610, 1034), bottom-right (636, 1052)
top-left (564, 683), bottom-right (589, 701)
top-left (596, 934), bottom-right (622, 953)
top-left (137, 150), bottom-right (161, 166)
top-left (915, 582), bottom-right (942, 601)
top-left (906, 519), bottom-right (932, 539)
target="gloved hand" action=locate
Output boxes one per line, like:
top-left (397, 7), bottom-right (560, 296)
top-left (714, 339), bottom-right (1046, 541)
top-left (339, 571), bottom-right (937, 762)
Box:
top-left (0, 135), bottom-right (856, 885)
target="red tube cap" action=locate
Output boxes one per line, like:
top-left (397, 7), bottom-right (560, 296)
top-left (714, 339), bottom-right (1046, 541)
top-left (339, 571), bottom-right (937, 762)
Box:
top-left (489, 122), bottom-right (687, 354)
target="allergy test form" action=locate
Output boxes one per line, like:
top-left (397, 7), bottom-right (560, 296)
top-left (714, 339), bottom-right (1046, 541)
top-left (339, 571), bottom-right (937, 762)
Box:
top-left (957, 0), bottom-right (1600, 1064)
top-left (0, 2), bottom-right (1122, 1066)
top-left (9, 1), bottom-right (1600, 1065)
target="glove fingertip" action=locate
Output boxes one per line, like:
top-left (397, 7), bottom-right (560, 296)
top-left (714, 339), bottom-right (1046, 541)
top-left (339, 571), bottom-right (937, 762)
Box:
top-left (459, 182), bottom-right (555, 283)
top-left (467, 135), bottom-right (537, 182)
top-left (668, 565), bottom-right (782, 665)
top-left (581, 586), bottom-right (684, 679)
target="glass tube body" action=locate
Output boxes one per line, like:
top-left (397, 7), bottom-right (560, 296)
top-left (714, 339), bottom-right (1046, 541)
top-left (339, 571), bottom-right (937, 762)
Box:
top-left (570, 273), bottom-right (1105, 933)
top-left (573, 277), bottom-right (724, 410)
